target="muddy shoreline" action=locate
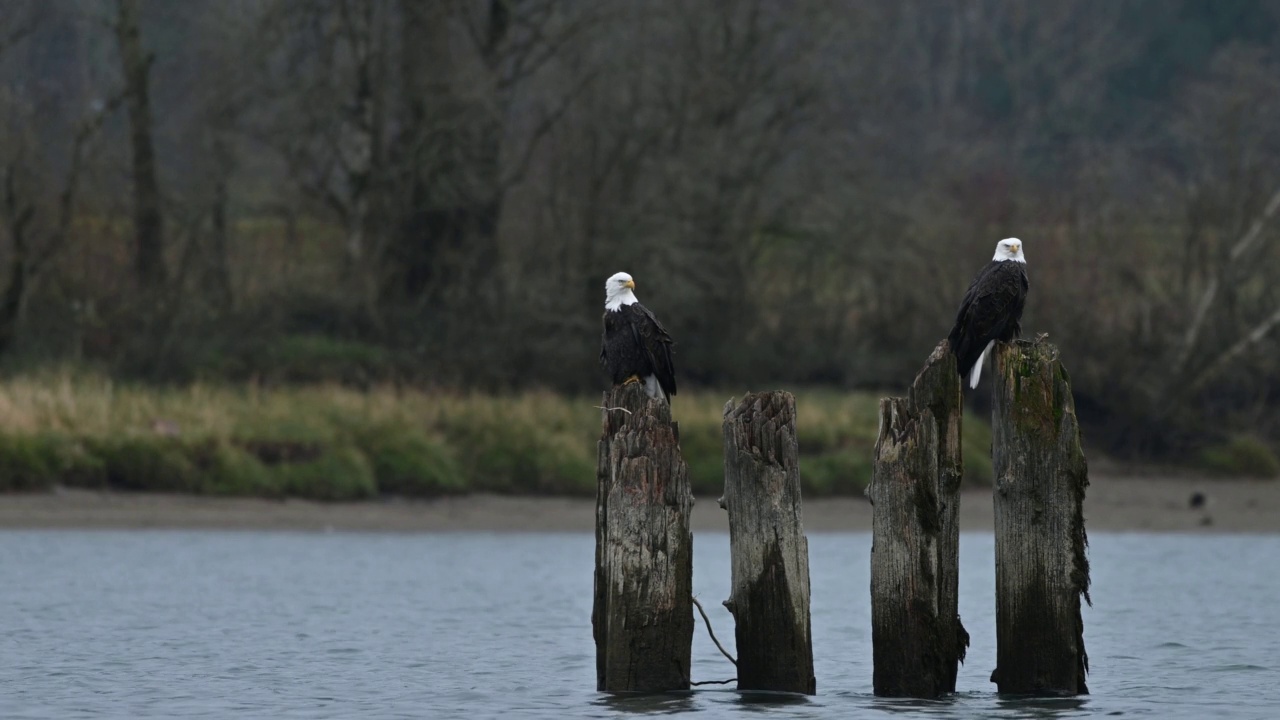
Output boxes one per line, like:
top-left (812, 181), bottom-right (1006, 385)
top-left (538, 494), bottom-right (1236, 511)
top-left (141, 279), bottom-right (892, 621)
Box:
top-left (0, 475), bottom-right (1275, 533)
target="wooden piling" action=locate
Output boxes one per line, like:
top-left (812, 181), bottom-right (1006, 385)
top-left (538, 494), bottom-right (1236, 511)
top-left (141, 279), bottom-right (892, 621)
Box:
top-left (990, 338), bottom-right (1090, 696)
top-left (868, 341), bottom-right (969, 697)
top-left (592, 383), bottom-right (694, 693)
top-left (721, 391), bottom-right (815, 695)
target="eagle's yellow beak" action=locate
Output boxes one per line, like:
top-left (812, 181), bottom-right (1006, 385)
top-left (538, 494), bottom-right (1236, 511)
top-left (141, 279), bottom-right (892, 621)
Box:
top-left (624, 279), bottom-right (636, 290)
top-left (1009, 244), bottom-right (1020, 254)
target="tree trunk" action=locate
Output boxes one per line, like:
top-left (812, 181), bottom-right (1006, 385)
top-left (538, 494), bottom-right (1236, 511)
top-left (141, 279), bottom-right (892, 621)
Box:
top-left (393, 1), bottom-right (501, 308)
top-left (869, 340), bottom-right (968, 697)
top-left (394, 0), bottom-right (437, 300)
top-left (116, 0), bottom-right (165, 292)
top-left (991, 338), bottom-right (1090, 696)
top-left (721, 391), bottom-right (815, 695)
top-left (0, 167), bottom-right (34, 355)
top-left (593, 383), bottom-right (693, 692)
top-left (206, 132), bottom-right (234, 311)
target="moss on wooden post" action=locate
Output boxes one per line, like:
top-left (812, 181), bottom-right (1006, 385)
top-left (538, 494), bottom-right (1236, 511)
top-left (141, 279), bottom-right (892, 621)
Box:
top-left (869, 341), bottom-right (969, 697)
top-left (991, 338), bottom-right (1090, 696)
top-left (592, 383), bottom-right (693, 693)
top-left (721, 391), bottom-right (815, 695)
top-left (909, 340), bottom-right (968, 692)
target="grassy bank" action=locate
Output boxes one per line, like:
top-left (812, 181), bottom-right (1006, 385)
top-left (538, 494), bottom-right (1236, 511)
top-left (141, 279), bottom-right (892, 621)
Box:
top-left (0, 375), bottom-right (998, 500)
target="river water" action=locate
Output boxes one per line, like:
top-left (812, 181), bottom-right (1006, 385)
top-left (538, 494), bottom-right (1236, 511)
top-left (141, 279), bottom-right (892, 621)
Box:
top-left (1, 530), bottom-right (1276, 719)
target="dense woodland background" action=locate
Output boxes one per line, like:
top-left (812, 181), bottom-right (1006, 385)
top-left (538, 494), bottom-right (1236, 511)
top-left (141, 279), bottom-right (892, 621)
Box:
top-left (0, 0), bottom-right (1278, 462)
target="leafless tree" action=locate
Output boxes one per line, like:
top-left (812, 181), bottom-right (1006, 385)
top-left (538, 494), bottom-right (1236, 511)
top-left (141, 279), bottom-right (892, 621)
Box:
top-left (115, 0), bottom-right (166, 292)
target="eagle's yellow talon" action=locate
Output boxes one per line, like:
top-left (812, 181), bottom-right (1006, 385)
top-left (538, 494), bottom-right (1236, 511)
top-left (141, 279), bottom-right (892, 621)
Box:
top-left (622, 375), bottom-right (641, 385)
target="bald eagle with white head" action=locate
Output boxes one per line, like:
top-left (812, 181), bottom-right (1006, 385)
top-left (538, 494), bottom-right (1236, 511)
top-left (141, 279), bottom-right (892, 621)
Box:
top-left (600, 272), bottom-right (677, 402)
top-left (947, 238), bottom-right (1029, 389)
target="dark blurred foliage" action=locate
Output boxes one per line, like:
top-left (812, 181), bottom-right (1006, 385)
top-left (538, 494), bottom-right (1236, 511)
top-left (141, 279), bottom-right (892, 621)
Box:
top-left (0, 0), bottom-right (1278, 460)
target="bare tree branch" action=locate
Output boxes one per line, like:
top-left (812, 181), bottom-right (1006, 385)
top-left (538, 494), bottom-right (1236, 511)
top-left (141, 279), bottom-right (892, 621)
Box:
top-left (1170, 186), bottom-right (1280, 377)
top-left (1184, 303), bottom-right (1280, 396)
top-left (31, 90), bottom-right (127, 274)
top-left (0, 11), bottom-right (38, 59)
top-left (499, 67), bottom-right (599, 191)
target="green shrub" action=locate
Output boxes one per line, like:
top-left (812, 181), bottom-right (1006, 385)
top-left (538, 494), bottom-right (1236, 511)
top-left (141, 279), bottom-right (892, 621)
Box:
top-left (962, 411), bottom-right (995, 486)
top-left (441, 413), bottom-right (594, 494)
top-left (0, 435), bottom-right (77, 491)
top-left (89, 438), bottom-right (201, 492)
top-left (197, 441), bottom-right (281, 497)
top-left (794, 420), bottom-right (843, 456)
top-left (685, 454), bottom-right (725, 499)
top-left (802, 449), bottom-right (873, 496)
top-left (279, 444), bottom-right (378, 500)
top-left (678, 422), bottom-right (724, 497)
top-left (61, 441), bottom-right (108, 487)
top-left (355, 427), bottom-right (466, 496)
top-left (530, 435), bottom-right (595, 495)
top-left (1199, 437), bottom-right (1280, 479)
top-left (234, 416), bottom-right (336, 447)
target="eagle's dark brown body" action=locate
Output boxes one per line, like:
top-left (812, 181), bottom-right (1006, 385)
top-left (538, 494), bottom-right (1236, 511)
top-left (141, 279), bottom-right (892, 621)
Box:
top-left (948, 259), bottom-right (1029, 385)
top-left (601, 302), bottom-right (677, 401)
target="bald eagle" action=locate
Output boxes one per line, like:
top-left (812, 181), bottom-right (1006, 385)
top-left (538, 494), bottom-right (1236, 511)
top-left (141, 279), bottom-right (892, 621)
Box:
top-left (600, 272), bottom-right (677, 402)
top-left (947, 238), bottom-right (1029, 389)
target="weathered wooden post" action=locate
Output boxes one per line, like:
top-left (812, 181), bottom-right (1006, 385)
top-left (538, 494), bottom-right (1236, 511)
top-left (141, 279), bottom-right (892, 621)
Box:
top-left (592, 383), bottom-right (694, 693)
top-left (721, 391), bottom-right (815, 695)
top-left (990, 338), bottom-right (1090, 695)
top-left (868, 340), bottom-right (968, 697)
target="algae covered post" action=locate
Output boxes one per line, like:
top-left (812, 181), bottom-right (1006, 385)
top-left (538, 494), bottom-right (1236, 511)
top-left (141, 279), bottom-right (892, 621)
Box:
top-left (721, 391), bottom-right (815, 695)
top-left (592, 383), bottom-right (693, 692)
top-left (991, 338), bottom-right (1090, 695)
top-left (868, 341), bottom-right (968, 698)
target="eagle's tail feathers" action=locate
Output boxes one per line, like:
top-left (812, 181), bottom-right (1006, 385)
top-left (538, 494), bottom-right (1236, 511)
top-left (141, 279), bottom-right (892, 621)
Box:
top-left (643, 374), bottom-right (667, 401)
top-left (969, 340), bottom-right (995, 389)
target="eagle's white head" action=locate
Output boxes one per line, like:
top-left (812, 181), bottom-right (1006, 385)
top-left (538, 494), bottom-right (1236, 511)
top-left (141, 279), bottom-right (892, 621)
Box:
top-left (604, 272), bottom-right (639, 311)
top-left (993, 238), bottom-right (1026, 263)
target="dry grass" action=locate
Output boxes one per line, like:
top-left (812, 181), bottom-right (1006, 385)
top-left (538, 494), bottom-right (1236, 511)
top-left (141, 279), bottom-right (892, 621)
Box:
top-left (0, 374), bottom-right (997, 498)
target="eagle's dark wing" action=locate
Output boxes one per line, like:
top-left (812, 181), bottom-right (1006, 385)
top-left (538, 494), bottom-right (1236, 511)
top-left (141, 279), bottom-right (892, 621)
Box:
top-left (599, 313), bottom-right (610, 368)
top-left (948, 262), bottom-right (1028, 373)
top-left (628, 303), bottom-right (677, 398)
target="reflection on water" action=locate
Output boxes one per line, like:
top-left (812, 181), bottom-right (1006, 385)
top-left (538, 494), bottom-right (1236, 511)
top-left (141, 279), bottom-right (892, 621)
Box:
top-left (592, 691), bottom-right (696, 715)
top-left (0, 530), bottom-right (1276, 718)
top-left (992, 696), bottom-right (1090, 718)
top-left (866, 695), bottom-right (961, 715)
top-left (732, 689), bottom-right (813, 711)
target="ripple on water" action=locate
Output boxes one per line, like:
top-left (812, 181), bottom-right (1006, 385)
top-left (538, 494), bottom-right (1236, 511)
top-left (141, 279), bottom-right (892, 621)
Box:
top-left (0, 531), bottom-right (1277, 719)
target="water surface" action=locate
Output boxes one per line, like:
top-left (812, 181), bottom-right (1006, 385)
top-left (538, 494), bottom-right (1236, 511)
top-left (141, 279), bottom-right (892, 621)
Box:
top-left (1, 531), bottom-right (1276, 718)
